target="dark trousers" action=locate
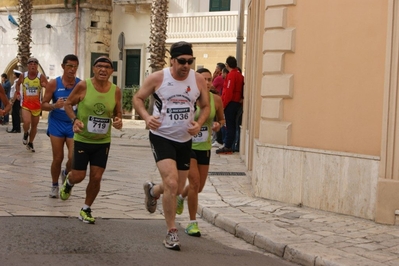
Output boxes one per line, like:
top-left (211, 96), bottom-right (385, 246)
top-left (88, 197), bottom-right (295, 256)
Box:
top-left (216, 125), bottom-right (226, 144)
top-left (232, 105), bottom-right (243, 152)
top-left (224, 101), bottom-right (241, 149)
top-left (11, 100), bottom-right (21, 131)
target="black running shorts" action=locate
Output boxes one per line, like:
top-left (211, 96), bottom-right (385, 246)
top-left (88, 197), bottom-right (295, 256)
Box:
top-left (149, 132), bottom-right (192, 170)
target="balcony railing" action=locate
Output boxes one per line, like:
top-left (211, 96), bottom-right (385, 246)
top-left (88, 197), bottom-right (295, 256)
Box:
top-left (113, 0), bottom-right (152, 4)
top-left (167, 11), bottom-right (247, 43)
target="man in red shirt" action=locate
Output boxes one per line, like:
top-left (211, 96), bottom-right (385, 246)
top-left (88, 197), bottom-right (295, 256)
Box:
top-left (216, 56), bottom-right (244, 154)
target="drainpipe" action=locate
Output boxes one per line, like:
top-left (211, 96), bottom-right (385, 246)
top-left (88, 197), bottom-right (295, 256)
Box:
top-left (75, 2), bottom-right (79, 55)
top-left (236, 0), bottom-right (245, 68)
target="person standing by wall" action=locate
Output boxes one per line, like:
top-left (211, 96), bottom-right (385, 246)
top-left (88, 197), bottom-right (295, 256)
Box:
top-left (233, 67), bottom-right (244, 152)
top-left (212, 63), bottom-right (225, 96)
top-left (1, 73), bottom-right (11, 125)
top-left (210, 63), bottom-right (225, 146)
top-left (133, 41), bottom-right (210, 250)
top-left (216, 56), bottom-right (244, 154)
top-left (213, 67), bottom-right (229, 147)
top-left (41, 54), bottom-right (81, 198)
top-left (14, 57), bottom-right (48, 152)
top-left (60, 56), bottom-right (123, 224)
top-left (7, 70), bottom-right (22, 133)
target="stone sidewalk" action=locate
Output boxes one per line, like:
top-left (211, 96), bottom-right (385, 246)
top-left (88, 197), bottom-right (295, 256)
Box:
top-left (0, 119), bottom-right (398, 266)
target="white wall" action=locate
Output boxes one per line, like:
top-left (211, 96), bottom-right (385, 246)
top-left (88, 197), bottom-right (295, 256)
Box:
top-left (0, 9), bottom-right (84, 79)
top-left (0, 13), bottom-right (18, 65)
top-left (110, 4), bottom-right (152, 88)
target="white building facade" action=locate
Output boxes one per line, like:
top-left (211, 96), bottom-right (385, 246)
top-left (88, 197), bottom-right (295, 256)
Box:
top-left (111, 0), bottom-right (246, 90)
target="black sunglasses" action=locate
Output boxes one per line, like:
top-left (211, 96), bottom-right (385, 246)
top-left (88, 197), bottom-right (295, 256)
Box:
top-left (175, 57), bottom-right (195, 65)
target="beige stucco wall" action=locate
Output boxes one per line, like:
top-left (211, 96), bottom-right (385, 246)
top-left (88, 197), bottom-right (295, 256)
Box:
top-left (283, 0), bottom-right (388, 156)
top-left (246, 0), bottom-right (391, 221)
top-left (187, 43), bottom-right (244, 73)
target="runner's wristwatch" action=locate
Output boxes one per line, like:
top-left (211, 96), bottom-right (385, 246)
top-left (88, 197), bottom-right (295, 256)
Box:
top-left (71, 117), bottom-right (77, 124)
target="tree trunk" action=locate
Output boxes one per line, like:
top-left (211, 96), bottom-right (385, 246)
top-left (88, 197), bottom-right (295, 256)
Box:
top-left (146, 0), bottom-right (169, 121)
top-left (16, 0), bottom-right (33, 72)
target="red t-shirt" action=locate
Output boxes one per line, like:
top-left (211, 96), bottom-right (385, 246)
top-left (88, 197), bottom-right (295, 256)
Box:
top-left (221, 68), bottom-right (244, 108)
top-left (212, 74), bottom-right (224, 95)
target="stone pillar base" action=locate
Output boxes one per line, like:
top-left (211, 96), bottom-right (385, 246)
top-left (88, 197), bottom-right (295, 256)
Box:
top-left (375, 179), bottom-right (399, 225)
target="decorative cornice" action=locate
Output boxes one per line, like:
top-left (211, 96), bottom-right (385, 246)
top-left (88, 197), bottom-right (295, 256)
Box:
top-left (266, 0), bottom-right (296, 7)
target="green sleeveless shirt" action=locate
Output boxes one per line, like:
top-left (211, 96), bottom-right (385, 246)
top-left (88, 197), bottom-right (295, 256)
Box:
top-left (192, 92), bottom-right (216, 150)
top-left (74, 79), bottom-right (116, 144)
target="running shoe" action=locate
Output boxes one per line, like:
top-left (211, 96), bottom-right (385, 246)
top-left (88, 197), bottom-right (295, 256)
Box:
top-left (163, 228), bottom-right (181, 250)
top-left (22, 131), bottom-right (29, 145)
top-left (185, 222), bottom-right (201, 237)
top-left (143, 181), bottom-right (158, 213)
top-left (176, 196), bottom-right (184, 215)
top-left (60, 175), bottom-right (74, 200)
top-left (79, 208), bottom-right (95, 224)
top-left (26, 142), bottom-right (35, 152)
top-left (60, 169), bottom-right (67, 185)
top-left (211, 141), bottom-right (222, 148)
top-left (49, 186), bottom-right (59, 199)
top-left (216, 147), bottom-right (233, 154)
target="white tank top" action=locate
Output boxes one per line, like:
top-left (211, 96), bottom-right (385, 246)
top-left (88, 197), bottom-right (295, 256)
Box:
top-left (150, 68), bottom-right (200, 142)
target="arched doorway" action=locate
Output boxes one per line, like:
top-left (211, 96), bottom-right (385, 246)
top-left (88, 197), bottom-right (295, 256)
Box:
top-left (3, 58), bottom-right (47, 84)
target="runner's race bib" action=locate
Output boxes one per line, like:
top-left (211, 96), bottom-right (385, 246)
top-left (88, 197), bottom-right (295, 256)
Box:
top-left (165, 107), bottom-right (190, 126)
top-left (87, 115), bottom-right (110, 134)
top-left (26, 87), bottom-right (38, 96)
top-left (193, 126), bottom-right (209, 143)
top-left (58, 97), bottom-right (77, 111)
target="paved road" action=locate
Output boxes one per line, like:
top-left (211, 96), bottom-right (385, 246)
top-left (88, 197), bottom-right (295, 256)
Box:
top-left (0, 217), bottom-right (296, 266)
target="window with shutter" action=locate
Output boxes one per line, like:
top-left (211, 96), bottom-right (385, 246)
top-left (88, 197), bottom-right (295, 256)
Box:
top-left (209, 0), bottom-right (230, 11)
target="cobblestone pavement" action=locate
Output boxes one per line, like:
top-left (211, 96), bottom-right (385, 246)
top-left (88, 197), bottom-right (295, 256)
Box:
top-left (1, 119), bottom-right (399, 266)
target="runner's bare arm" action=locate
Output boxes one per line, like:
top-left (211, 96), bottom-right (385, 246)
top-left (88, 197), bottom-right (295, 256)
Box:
top-left (40, 74), bottom-right (48, 88)
top-left (64, 80), bottom-right (86, 133)
top-left (113, 86), bottom-right (123, 130)
top-left (133, 71), bottom-right (163, 130)
top-left (188, 72), bottom-right (210, 136)
top-left (41, 79), bottom-right (57, 111)
top-left (212, 94), bottom-right (225, 132)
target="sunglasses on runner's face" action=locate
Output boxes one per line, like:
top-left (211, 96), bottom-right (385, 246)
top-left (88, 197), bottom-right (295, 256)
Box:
top-left (175, 58), bottom-right (195, 65)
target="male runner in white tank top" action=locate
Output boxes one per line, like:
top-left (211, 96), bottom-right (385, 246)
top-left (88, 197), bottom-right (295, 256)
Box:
top-left (133, 41), bottom-right (210, 251)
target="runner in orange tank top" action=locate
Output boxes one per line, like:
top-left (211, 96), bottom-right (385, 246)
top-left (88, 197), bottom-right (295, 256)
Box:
top-left (13, 57), bottom-right (48, 152)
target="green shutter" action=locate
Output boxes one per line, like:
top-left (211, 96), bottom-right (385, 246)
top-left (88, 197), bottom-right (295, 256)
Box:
top-left (209, 0), bottom-right (230, 12)
top-left (125, 49), bottom-right (141, 87)
top-left (220, 0), bottom-right (230, 11)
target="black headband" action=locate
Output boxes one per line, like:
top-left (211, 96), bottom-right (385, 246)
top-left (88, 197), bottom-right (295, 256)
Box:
top-left (170, 45), bottom-right (193, 58)
top-left (93, 57), bottom-right (113, 68)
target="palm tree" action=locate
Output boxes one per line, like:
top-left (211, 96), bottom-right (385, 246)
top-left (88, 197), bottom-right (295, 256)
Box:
top-left (146, 0), bottom-right (169, 118)
top-left (16, 0), bottom-right (32, 71)
top-left (148, 0), bottom-right (169, 72)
